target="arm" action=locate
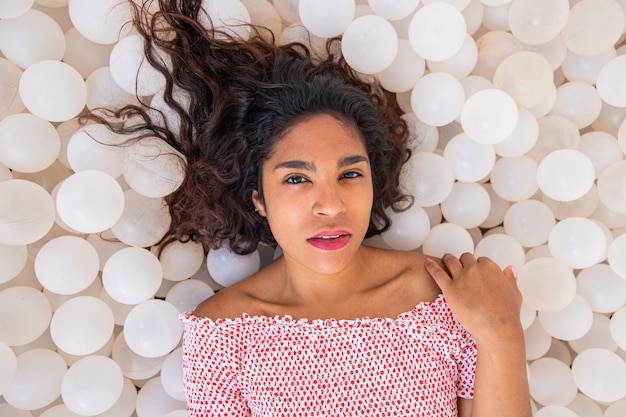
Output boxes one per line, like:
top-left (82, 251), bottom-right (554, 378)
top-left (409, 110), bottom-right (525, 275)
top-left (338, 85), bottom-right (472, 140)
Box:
top-left (426, 253), bottom-right (531, 417)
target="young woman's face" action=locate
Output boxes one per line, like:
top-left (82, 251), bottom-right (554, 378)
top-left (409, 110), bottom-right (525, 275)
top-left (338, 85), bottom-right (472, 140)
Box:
top-left (252, 113), bottom-right (374, 276)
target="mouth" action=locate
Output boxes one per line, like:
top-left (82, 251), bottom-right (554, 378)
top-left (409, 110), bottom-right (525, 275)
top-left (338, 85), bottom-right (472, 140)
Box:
top-left (307, 231), bottom-right (352, 251)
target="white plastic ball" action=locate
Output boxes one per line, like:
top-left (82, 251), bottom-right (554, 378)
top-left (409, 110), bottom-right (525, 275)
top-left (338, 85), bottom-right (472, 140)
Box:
top-left (548, 217), bottom-right (606, 269)
top-left (165, 279), bottom-right (215, 314)
top-left (443, 133), bottom-right (495, 182)
top-left (0, 113), bottom-right (61, 173)
top-left (568, 394), bottom-right (604, 417)
top-left (198, 0), bottom-right (252, 40)
top-left (517, 257), bottom-right (577, 312)
top-left (2, 349), bottom-right (67, 410)
top-left (61, 355), bottom-right (124, 416)
top-left (56, 170), bottom-right (125, 234)
top-left (160, 347), bottom-right (185, 401)
top-left (240, 0), bottom-right (282, 40)
top-left (494, 109), bottom-right (539, 158)
top-left (569, 313), bottom-right (617, 353)
top-left (524, 34), bottom-right (567, 71)
top-left (376, 39), bottom-right (425, 94)
top-left (610, 307), bottom-right (626, 351)
top-left (571, 348), bottom-right (626, 403)
top-left (207, 245), bottom-right (261, 287)
top-left (122, 137), bottom-right (185, 198)
top-left (489, 156), bottom-right (539, 202)
top-left (528, 357), bottom-right (578, 406)
top-left (561, 47), bottom-right (616, 84)
top-left (474, 233), bottom-right (525, 271)
top-left (605, 399), bottom-right (626, 417)
top-left (0, 58), bottom-right (25, 119)
top-left (534, 406), bottom-right (579, 417)
top-left (109, 34), bottom-right (168, 97)
top-left (400, 152), bottom-right (455, 207)
top-left (123, 299), bottom-right (183, 358)
top-left (426, 34), bottom-right (478, 79)
top-left (408, 2), bottom-right (467, 61)
top-left (461, 88), bottom-right (519, 144)
top-left (102, 247), bottom-right (163, 305)
top-left (0, 179), bottom-right (55, 245)
top-left (597, 55), bottom-right (626, 108)
top-left (493, 51), bottom-right (553, 109)
top-left (550, 81), bottom-right (602, 129)
top-left (482, 3), bottom-right (511, 31)
top-left (149, 88), bottom-right (192, 135)
top-left (19, 60), bottom-right (87, 122)
top-left (63, 27), bottom-right (114, 79)
top-left (538, 294), bottom-right (593, 341)
top-left (368, 0), bottom-right (420, 20)
top-left (577, 264), bottom-right (626, 314)
top-left (134, 376), bottom-right (187, 417)
top-left (536, 149), bottom-right (595, 202)
top-left (579, 131), bottom-right (623, 178)
top-left (0, 286), bottom-right (52, 346)
top-left (480, 184), bottom-right (511, 229)
top-left (422, 222), bottom-right (475, 258)
top-left (380, 204), bottom-right (431, 251)
top-left (50, 296), bottom-right (114, 356)
top-left (111, 190), bottom-right (171, 248)
top-left (158, 240), bottom-right (205, 282)
top-left (341, 15), bottom-right (398, 74)
top-left (34, 236), bottom-right (99, 295)
top-left (411, 72), bottom-right (465, 127)
top-left (440, 182), bottom-right (491, 229)
top-left (607, 233), bottom-right (626, 279)
top-left (85, 67), bottom-right (138, 111)
top-left (529, 115), bottom-right (580, 162)
top-left (0, 0), bottom-right (34, 18)
top-left (524, 319), bottom-right (552, 361)
top-left (299, 0), bottom-right (354, 38)
top-left (110, 332), bottom-right (165, 380)
top-left (0, 342), bottom-right (17, 396)
top-left (508, 0), bottom-right (570, 45)
top-left (68, 0), bottom-right (132, 44)
top-left (402, 113), bottom-right (439, 153)
top-left (0, 243), bottom-right (28, 285)
top-left (0, 9), bottom-right (65, 68)
top-left (67, 123), bottom-right (124, 178)
top-left (474, 30), bottom-right (523, 80)
top-left (561, 0), bottom-right (625, 57)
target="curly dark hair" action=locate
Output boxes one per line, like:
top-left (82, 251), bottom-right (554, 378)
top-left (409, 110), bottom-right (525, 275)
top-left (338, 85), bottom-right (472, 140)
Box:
top-left (89, 0), bottom-right (412, 255)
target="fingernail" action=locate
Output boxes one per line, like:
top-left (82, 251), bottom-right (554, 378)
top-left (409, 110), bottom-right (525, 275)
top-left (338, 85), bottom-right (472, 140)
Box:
top-left (425, 258), bottom-right (433, 265)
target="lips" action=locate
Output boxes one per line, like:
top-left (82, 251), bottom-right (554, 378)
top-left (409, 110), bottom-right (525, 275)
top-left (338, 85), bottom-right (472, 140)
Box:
top-left (307, 231), bottom-right (351, 251)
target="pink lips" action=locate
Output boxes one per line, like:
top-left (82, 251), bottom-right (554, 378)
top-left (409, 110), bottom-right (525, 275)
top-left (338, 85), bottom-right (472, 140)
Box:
top-left (307, 231), bottom-right (351, 251)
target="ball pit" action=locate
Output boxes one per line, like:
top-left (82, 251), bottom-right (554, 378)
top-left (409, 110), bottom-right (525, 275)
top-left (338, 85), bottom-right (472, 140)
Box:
top-left (1, 0), bottom-right (626, 415)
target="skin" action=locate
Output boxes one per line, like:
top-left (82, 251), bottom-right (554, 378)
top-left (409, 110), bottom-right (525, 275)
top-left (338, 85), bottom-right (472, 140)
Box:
top-left (194, 113), bottom-right (531, 417)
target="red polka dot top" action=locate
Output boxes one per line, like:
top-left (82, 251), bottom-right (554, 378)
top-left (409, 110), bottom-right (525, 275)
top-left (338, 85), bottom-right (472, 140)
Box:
top-left (181, 295), bottom-right (476, 416)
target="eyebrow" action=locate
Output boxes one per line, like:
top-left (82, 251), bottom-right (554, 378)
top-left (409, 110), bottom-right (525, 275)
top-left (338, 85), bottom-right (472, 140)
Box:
top-left (273, 155), bottom-right (369, 171)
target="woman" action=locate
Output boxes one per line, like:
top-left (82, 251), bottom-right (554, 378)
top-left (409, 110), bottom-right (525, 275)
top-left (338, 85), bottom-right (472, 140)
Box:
top-left (95, 1), bottom-right (531, 415)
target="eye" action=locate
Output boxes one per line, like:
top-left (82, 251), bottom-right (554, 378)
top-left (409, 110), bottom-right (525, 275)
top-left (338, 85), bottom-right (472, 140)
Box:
top-left (285, 175), bottom-right (309, 185)
top-left (341, 171), bottom-right (362, 179)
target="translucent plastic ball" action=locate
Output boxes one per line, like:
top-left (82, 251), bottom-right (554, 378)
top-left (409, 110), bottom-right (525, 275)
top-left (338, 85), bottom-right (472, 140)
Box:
top-left (0, 58), bottom-right (25, 119)
top-left (157, 240), bottom-right (205, 282)
top-left (111, 190), bottom-right (171, 248)
top-left (443, 133), bottom-right (495, 182)
top-left (122, 137), bottom-right (185, 198)
top-left (64, 27), bottom-right (115, 79)
top-left (474, 233), bottom-right (525, 271)
top-left (96, 377), bottom-right (137, 417)
top-left (68, 0), bottom-right (131, 44)
top-left (85, 67), bottom-right (138, 111)
top-left (561, 47), bottom-right (616, 84)
top-left (473, 30), bottom-right (523, 80)
top-left (508, 0), bottom-right (570, 45)
top-left (102, 247), bottom-right (163, 305)
top-left (538, 294), bottom-right (593, 341)
top-left (134, 376), bottom-right (187, 417)
top-left (537, 149), bottom-right (595, 202)
top-left (0, 342), bottom-right (17, 395)
top-left (460, 88), bottom-right (519, 144)
top-left (529, 115), bottom-right (580, 162)
top-left (109, 34), bottom-right (167, 97)
top-left (426, 34), bottom-right (478, 80)
top-left (605, 399), bottom-right (626, 417)
top-left (34, 236), bottom-right (99, 295)
top-left (596, 55), bottom-right (626, 108)
top-left (341, 15), bottom-right (398, 75)
top-left (551, 81), bottom-right (602, 129)
top-left (380, 204), bottom-right (431, 251)
top-left (0, 9), bottom-right (65, 68)
top-left (165, 279), bottom-right (215, 314)
top-left (61, 355), bottom-right (124, 416)
top-left (579, 131), bottom-right (624, 178)
top-left (534, 406), bottom-right (579, 417)
top-left (568, 313), bottom-right (617, 353)
top-left (528, 357), bottom-right (578, 406)
top-left (489, 156), bottom-right (539, 202)
top-left (548, 217), bottom-right (606, 269)
top-left (198, 0), bottom-right (252, 40)
top-left (376, 39), bottom-right (425, 94)
top-left (402, 113), bottom-right (439, 153)
top-left (56, 170), bottom-right (125, 234)
top-left (408, 2), bottom-right (467, 61)
top-left (572, 348), bottom-right (626, 403)
top-left (19, 60), bottom-right (87, 122)
top-left (0, 113), bottom-right (61, 173)
top-left (272, 0), bottom-right (300, 24)
top-left (493, 52), bottom-right (553, 109)
top-left (123, 299), bottom-right (183, 358)
top-left (50, 296), bottom-right (114, 356)
top-left (160, 348), bottom-right (185, 401)
top-left (299, 0), bottom-right (354, 38)
top-left (480, 184), bottom-right (511, 229)
top-left (400, 152), bottom-right (455, 207)
top-left (2, 349), bottom-right (67, 411)
top-left (207, 245), bottom-right (261, 287)
top-left (0, 243), bottom-right (27, 285)
top-left (524, 319), bottom-right (552, 361)
top-left (422, 222), bottom-right (475, 258)
top-left (577, 264), bottom-right (626, 314)
top-left (240, 0), bottom-right (283, 40)
top-left (411, 72), bottom-right (465, 127)
top-left (368, 0), bottom-right (420, 21)
top-left (111, 332), bottom-right (165, 380)
top-left (561, 0), bottom-right (625, 57)
top-left (0, 0), bottom-right (35, 18)
top-left (0, 286), bottom-right (52, 347)
top-left (610, 307), bottom-right (626, 351)
top-left (494, 109), bottom-right (539, 158)
top-left (0, 179), bottom-right (55, 245)
top-left (278, 23), bottom-right (327, 58)
top-left (482, 3), bottom-right (512, 32)
top-left (517, 257), bottom-right (577, 312)
top-left (607, 233), bottom-right (626, 279)
top-left (67, 123), bottom-right (124, 178)
top-left (440, 182), bottom-right (491, 229)
top-left (149, 88), bottom-right (192, 135)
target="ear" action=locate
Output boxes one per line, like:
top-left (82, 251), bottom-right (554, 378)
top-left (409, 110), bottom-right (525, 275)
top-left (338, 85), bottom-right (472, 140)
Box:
top-left (251, 190), bottom-right (266, 217)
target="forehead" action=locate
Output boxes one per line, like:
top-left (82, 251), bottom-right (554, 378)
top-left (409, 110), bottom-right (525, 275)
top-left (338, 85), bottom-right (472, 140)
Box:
top-left (269, 114), bottom-right (367, 160)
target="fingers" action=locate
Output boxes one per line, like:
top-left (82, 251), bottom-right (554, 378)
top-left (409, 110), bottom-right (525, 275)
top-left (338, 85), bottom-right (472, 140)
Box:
top-left (424, 257), bottom-right (453, 292)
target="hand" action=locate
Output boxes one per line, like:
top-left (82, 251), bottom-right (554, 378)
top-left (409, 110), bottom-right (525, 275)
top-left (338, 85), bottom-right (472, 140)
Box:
top-left (425, 253), bottom-right (524, 344)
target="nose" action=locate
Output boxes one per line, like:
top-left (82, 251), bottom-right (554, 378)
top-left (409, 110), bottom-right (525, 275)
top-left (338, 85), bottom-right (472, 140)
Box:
top-left (312, 183), bottom-right (346, 217)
